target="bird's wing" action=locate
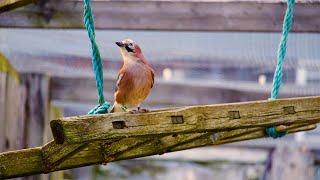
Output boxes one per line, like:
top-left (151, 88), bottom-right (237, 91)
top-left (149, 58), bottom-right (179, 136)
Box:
top-left (115, 72), bottom-right (125, 92)
top-left (114, 69), bottom-right (135, 104)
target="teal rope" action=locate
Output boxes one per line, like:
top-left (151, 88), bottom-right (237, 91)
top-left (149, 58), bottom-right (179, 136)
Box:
top-left (266, 0), bottom-right (295, 138)
top-left (83, 0), bottom-right (110, 114)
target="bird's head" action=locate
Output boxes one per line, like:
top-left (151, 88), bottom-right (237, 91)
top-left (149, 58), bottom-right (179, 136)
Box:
top-left (115, 39), bottom-right (144, 62)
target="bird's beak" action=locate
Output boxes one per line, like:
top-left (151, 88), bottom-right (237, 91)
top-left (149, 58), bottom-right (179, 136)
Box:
top-left (115, 41), bottom-right (124, 47)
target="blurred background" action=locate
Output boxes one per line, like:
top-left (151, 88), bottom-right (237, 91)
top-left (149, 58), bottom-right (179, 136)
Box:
top-left (1, 0), bottom-right (320, 179)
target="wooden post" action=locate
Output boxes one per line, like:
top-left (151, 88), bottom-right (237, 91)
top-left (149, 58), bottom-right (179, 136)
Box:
top-left (0, 53), bottom-right (23, 151)
top-left (21, 73), bottom-right (50, 148)
top-left (20, 73), bottom-right (51, 180)
top-left (269, 143), bottom-right (315, 180)
top-left (0, 71), bottom-right (7, 152)
top-left (5, 69), bottom-right (24, 150)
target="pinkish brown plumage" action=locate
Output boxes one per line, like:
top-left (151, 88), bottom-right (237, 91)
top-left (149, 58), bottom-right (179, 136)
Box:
top-left (110, 39), bottom-right (154, 113)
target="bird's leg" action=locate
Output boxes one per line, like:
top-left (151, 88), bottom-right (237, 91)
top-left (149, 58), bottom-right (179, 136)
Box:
top-left (137, 106), bottom-right (150, 113)
top-left (129, 107), bottom-right (150, 114)
top-left (129, 109), bottom-right (139, 114)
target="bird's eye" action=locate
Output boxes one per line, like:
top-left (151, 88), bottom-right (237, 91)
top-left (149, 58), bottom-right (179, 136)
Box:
top-left (125, 43), bottom-right (135, 53)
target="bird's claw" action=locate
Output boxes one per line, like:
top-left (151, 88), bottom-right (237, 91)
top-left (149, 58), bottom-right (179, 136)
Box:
top-left (139, 108), bottom-right (149, 113)
top-left (129, 109), bottom-right (139, 114)
top-left (129, 108), bottom-right (150, 114)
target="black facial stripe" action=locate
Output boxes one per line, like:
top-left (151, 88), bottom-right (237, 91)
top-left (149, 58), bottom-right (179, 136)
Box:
top-left (125, 45), bottom-right (134, 53)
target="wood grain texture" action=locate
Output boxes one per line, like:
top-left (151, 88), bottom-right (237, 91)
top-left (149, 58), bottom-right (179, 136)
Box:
top-left (5, 73), bottom-right (23, 150)
top-left (0, 0), bottom-right (320, 32)
top-left (0, 73), bottom-right (7, 152)
top-left (44, 105), bottom-right (65, 178)
top-left (22, 74), bottom-right (50, 148)
top-left (50, 96), bottom-right (320, 144)
top-left (50, 76), bottom-right (320, 110)
top-left (0, 0), bottom-right (36, 13)
top-left (0, 122), bottom-right (315, 179)
top-left (0, 53), bottom-right (19, 82)
top-left (270, 143), bottom-right (315, 180)
top-left (0, 56), bottom-right (23, 151)
top-left (0, 147), bottom-right (44, 179)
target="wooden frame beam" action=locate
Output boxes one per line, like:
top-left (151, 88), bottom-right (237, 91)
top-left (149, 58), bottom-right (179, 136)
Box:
top-left (1, 0), bottom-right (320, 32)
top-left (1, 96), bottom-right (319, 178)
top-left (0, 0), bottom-right (36, 13)
top-left (0, 123), bottom-right (315, 179)
top-left (51, 76), bottom-right (320, 107)
top-left (0, 96), bottom-right (319, 178)
top-left (50, 96), bottom-right (320, 144)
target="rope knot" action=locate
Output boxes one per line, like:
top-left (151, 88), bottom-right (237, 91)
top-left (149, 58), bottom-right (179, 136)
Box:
top-left (265, 127), bottom-right (287, 139)
top-left (88, 102), bottom-right (111, 115)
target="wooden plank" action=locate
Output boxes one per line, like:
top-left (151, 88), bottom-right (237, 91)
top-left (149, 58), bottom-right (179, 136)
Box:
top-left (50, 96), bottom-right (320, 144)
top-left (51, 76), bottom-right (320, 109)
top-left (168, 124), bottom-right (316, 150)
top-left (0, 53), bottom-right (23, 151)
top-left (5, 73), bottom-right (23, 150)
top-left (0, 0), bottom-right (320, 32)
top-left (269, 143), bottom-right (315, 180)
top-left (51, 76), bottom-right (256, 106)
top-left (0, 0), bottom-right (36, 13)
top-left (0, 147), bottom-right (44, 179)
top-left (22, 74), bottom-right (50, 148)
top-left (0, 54), bottom-right (23, 151)
top-left (0, 122), bottom-right (314, 179)
top-left (0, 72), bottom-right (7, 152)
top-left (144, 146), bottom-right (268, 163)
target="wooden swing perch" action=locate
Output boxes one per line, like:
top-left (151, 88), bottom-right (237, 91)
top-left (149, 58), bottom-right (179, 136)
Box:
top-left (1, 96), bottom-right (319, 179)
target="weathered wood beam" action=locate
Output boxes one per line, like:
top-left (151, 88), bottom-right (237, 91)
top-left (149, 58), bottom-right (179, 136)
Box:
top-left (0, 0), bottom-right (36, 13)
top-left (51, 76), bottom-right (320, 108)
top-left (1, 0), bottom-right (320, 32)
top-left (51, 76), bottom-right (249, 106)
top-left (50, 96), bottom-right (320, 144)
top-left (0, 122), bottom-right (315, 179)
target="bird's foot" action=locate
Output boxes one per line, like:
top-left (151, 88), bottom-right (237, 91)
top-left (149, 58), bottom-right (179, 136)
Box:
top-left (138, 108), bottom-right (150, 113)
top-left (129, 107), bottom-right (150, 114)
top-left (138, 107), bottom-right (150, 113)
top-left (129, 109), bottom-right (139, 114)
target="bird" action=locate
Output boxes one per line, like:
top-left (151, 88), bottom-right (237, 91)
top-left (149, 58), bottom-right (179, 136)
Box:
top-left (110, 39), bottom-right (154, 113)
